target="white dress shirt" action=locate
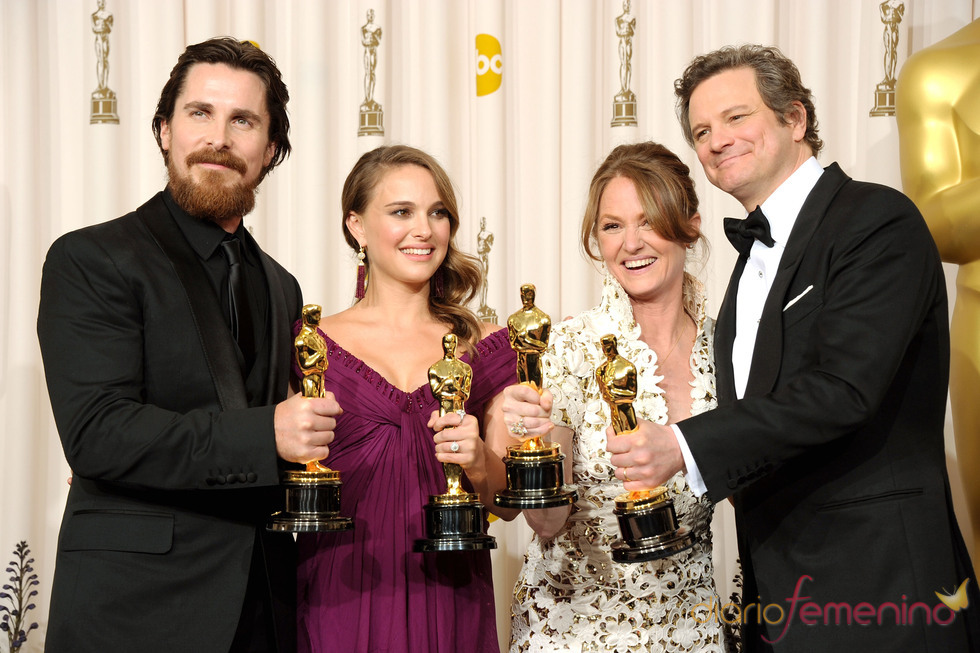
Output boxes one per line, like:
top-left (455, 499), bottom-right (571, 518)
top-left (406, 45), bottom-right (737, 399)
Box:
top-left (675, 157), bottom-right (824, 497)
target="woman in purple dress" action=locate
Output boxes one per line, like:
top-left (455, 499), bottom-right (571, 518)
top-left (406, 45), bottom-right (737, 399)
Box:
top-left (297, 145), bottom-right (518, 653)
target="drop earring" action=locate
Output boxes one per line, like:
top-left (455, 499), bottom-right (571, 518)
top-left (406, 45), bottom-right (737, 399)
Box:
top-left (355, 246), bottom-right (367, 299)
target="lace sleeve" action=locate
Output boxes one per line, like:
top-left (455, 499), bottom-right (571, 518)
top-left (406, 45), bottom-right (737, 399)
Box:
top-left (542, 320), bottom-right (591, 430)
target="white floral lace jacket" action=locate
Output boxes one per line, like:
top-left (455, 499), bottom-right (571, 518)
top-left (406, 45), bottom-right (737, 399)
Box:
top-left (511, 271), bottom-right (734, 653)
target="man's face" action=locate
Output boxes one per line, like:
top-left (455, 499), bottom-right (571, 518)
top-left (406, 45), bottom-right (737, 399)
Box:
top-left (159, 62), bottom-right (275, 227)
top-left (687, 67), bottom-right (809, 210)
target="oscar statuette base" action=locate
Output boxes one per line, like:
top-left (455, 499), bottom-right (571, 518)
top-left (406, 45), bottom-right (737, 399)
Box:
top-left (494, 442), bottom-right (578, 509)
top-left (358, 101), bottom-right (384, 136)
top-left (413, 493), bottom-right (497, 552)
top-left (90, 89), bottom-right (119, 124)
top-left (610, 488), bottom-right (694, 563)
top-left (611, 97), bottom-right (637, 127)
top-left (870, 81), bottom-right (896, 117)
top-left (268, 468), bottom-right (353, 533)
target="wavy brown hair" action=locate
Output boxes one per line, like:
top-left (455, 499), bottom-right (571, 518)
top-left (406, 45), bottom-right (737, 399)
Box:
top-left (341, 145), bottom-right (484, 351)
top-left (674, 44), bottom-right (822, 156)
top-left (581, 142), bottom-right (706, 317)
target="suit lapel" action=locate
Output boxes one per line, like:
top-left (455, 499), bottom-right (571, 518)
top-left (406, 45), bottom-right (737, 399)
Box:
top-left (138, 194), bottom-right (249, 410)
top-left (715, 256), bottom-right (745, 403)
top-left (745, 163), bottom-right (850, 396)
top-left (256, 248), bottom-right (290, 406)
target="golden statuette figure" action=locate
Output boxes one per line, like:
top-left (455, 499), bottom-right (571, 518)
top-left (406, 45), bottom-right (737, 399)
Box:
top-left (596, 334), bottom-right (648, 500)
top-left (495, 285), bottom-right (577, 509)
top-left (90, 0), bottom-right (119, 124)
top-left (870, 0), bottom-right (905, 117)
top-left (415, 333), bottom-right (496, 551)
top-left (507, 284), bottom-right (551, 453)
top-left (268, 304), bottom-right (352, 532)
top-left (358, 8), bottom-right (384, 136)
top-left (476, 217), bottom-right (498, 323)
top-left (611, 0), bottom-right (637, 127)
top-left (596, 334), bottom-right (692, 562)
top-left (427, 333), bottom-right (475, 499)
top-left (897, 17), bottom-right (980, 565)
top-left (294, 305), bottom-right (332, 473)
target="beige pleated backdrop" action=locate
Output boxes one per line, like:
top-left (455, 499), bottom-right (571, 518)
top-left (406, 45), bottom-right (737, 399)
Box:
top-left (1, 1), bottom-right (977, 651)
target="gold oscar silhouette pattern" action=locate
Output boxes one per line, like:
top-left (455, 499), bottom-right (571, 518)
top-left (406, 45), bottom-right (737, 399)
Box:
top-left (476, 217), bottom-right (498, 324)
top-left (358, 9), bottom-right (384, 136)
top-left (90, 0), bottom-right (119, 124)
top-left (870, 0), bottom-right (905, 117)
top-left (611, 0), bottom-right (637, 127)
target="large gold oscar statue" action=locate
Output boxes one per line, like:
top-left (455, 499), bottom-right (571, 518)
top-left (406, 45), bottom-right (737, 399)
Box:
top-left (596, 335), bottom-right (693, 562)
top-left (268, 305), bottom-right (353, 532)
top-left (897, 18), bottom-right (980, 565)
top-left (414, 334), bottom-right (496, 552)
top-left (494, 284), bottom-right (577, 509)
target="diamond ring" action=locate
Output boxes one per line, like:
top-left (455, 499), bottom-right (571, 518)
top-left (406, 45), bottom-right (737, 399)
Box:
top-left (509, 417), bottom-right (528, 437)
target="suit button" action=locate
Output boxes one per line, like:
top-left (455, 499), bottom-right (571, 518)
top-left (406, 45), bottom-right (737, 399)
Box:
top-left (237, 473), bottom-right (248, 483)
top-left (215, 475), bottom-right (226, 485)
top-left (246, 472), bottom-right (257, 483)
top-left (226, 473), bottom-right (237, 484)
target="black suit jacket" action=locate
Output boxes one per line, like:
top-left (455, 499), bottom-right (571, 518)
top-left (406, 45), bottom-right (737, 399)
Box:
top-left (38, 192), bottom-right (301, 653)
top-left (681, 164), bottom-right (979, 651)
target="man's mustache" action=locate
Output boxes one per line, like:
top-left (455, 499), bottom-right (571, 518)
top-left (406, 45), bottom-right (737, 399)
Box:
top-left (185, 150), bottom-right (248, 176)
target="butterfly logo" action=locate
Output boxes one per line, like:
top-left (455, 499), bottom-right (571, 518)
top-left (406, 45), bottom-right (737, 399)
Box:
top-left (936, 578), bottom-right (971, 612)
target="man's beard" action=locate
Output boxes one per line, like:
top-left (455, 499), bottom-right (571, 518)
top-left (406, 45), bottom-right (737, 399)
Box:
top-left (167, 149), bottom-right (261, 225)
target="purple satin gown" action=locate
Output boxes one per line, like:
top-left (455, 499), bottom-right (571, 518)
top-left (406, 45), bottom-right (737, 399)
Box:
top-left (297, 328), bottom-right (516, 653)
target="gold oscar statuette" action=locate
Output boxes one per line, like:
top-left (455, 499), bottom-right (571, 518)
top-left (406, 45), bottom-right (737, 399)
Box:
top-left (494, 284), bottom-right (577, 509)
top-left (596, 334), bottom-right (693, 562)
top-left (268, 304), bottom-right (353, 533)
top-left (413, 334), bottom-right (496, 552)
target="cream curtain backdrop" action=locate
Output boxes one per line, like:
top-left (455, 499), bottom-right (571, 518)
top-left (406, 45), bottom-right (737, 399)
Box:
top-left (1, 1), bottom-right (977, 650)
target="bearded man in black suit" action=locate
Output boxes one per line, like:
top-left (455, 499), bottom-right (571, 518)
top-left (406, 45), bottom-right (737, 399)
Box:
top-left (606, 44), bottom-right (980, 651)
top-left (38, 38), bottom-right (341, 653)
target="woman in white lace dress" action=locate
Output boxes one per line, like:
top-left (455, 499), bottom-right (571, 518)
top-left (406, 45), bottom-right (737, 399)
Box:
top-left (502, 142), bottom-right (736, 653)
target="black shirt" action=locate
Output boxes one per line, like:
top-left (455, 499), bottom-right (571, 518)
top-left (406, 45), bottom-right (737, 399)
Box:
top-left (162, 188), bottom-right (271, 394)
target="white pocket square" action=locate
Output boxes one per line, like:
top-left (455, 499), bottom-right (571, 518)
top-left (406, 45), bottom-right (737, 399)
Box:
top-left (783, 285), bottom-right (813, 311)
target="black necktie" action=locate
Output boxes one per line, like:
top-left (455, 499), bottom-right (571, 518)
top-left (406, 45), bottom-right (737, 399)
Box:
top-left (220, 237), bottom-right (256, 370)
top-left (724, 205), bottom-right (776, 257)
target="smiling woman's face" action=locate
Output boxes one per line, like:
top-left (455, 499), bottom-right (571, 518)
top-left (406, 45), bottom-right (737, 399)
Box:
top-left (596, 176), bottom-right (691, 306)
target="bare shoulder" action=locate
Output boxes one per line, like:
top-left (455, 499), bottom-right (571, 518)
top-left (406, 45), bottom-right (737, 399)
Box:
top-left (479, 321), bottom-right (506, 340)
top-left (317, 307), bottom-right (364, 338)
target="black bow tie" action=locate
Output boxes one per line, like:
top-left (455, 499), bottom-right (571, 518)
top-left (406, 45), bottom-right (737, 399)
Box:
top-left (724, 206), bottom-right (775, 257)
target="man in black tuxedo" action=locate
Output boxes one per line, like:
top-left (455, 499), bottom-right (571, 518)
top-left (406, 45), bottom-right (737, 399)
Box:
top-left (37, 38), bottom-right (340, 653)
top-left (606, 44), bottom-right (979, 650)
